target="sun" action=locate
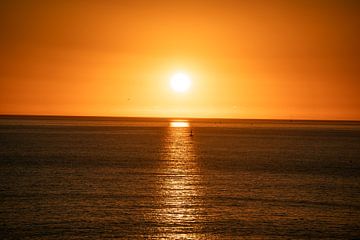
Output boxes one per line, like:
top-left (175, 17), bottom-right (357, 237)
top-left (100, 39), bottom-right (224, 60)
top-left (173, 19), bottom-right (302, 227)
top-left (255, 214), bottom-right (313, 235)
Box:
top-left (170, 72), bottom-right (191, 93)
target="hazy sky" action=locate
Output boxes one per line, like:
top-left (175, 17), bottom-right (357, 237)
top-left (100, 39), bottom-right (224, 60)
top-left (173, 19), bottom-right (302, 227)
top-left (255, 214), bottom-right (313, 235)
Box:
top-left (1, 0), bottom-right (359, 119)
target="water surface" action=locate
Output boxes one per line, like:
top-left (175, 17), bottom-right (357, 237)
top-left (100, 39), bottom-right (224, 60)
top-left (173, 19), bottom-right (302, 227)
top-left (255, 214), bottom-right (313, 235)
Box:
top-left (0, 116), bottom-right (359, 239)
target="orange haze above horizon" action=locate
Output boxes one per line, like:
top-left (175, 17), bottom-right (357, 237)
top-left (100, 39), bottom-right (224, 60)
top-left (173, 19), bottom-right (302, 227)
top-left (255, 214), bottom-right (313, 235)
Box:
top-left (0, 0), bottom-right (359, 120)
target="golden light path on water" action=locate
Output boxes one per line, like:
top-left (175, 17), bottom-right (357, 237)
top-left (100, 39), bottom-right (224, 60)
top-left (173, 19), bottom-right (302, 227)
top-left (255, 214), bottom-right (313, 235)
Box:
top-left (155, 120), bottom-right (205, 239)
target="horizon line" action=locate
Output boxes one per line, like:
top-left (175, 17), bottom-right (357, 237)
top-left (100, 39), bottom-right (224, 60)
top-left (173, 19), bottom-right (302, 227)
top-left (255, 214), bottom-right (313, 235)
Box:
top-left (0, 113), bottom-right (359, 123)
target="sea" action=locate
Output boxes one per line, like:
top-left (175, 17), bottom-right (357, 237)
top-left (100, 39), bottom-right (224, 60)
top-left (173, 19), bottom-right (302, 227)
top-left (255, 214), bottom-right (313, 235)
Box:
top-left (0, 116), bottom-right (359, 239)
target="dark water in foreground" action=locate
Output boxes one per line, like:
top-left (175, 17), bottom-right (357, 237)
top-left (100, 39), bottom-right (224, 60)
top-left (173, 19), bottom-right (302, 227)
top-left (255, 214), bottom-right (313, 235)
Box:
top-left (0, 116), bottom-right (359, 239)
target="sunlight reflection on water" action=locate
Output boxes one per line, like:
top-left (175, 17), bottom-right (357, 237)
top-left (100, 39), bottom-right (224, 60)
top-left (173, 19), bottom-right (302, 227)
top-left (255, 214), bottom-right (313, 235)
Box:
top-left (154, 122), bottom-right (204, 239)
top-left (169, 120), bottom-right (190, 128)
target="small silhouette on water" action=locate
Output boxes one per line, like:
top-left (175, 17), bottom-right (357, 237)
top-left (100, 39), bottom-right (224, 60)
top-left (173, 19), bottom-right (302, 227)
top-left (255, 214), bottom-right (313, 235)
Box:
top-left (190, 129), bottom-right (194, 137)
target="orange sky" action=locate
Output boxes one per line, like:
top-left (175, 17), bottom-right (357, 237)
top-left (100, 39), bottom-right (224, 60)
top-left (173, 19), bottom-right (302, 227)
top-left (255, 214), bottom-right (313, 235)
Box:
top-left (1, 0), bottom-right (359, 120)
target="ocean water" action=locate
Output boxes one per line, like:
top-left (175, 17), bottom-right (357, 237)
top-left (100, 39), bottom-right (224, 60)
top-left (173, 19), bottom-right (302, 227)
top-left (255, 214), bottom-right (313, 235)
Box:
top-left (0, 116), bottom-right (359, 239)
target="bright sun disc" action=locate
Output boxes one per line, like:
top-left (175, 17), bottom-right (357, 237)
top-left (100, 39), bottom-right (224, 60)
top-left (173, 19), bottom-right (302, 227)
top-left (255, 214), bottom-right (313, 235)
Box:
top-left (170, 72), bottom-right (191, 92)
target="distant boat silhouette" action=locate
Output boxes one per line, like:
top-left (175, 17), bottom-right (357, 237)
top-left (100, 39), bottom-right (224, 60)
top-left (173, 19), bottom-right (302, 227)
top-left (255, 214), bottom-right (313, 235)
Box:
top-left (190, 129), bottom-right (194, 137)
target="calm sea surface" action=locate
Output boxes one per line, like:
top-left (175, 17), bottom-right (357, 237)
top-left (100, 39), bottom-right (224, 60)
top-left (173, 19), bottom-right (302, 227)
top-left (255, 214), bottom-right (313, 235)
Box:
top-left (0, 116), bottom-right (359, 239)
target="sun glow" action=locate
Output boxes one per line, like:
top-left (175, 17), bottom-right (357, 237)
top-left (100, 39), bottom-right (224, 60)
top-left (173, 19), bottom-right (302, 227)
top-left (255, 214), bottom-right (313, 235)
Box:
top-left (170, 72), bottom-right (191, 93)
